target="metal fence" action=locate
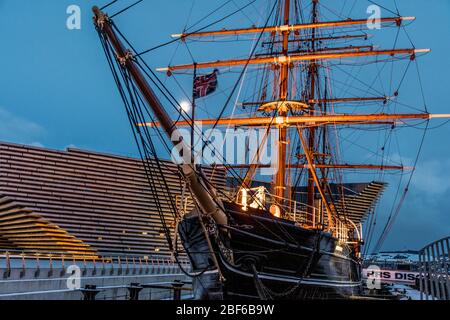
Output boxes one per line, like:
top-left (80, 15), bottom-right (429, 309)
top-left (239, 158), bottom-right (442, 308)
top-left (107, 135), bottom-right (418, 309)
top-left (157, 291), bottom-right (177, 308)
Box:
top-left (418, 236), bottom-right (450, 300)
top-left (0, 250), bottom-right (193, 300)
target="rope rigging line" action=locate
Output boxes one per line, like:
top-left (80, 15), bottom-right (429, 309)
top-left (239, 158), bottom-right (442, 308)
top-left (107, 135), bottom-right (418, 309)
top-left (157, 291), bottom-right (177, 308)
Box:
top-left (100, 0), bottom-right (119, 11)
top-left (185, 1), bottom-right (233, 33)
top-left (371, 120), bottom-right (430, 254)
top-left (97, 28), bottom-right (178, 251)
top-left (198, 1), bottom-right (279, 190)
top-left (250, 229), bottom-right (323, 299)
top-left (101, 12), bottom-right (298, 251)
top-left (94, 1), bottom-right (444, 279)
top-left (110, 0), bottom-right (144, 18)
top-left (134, 0), bottom-right (258, 57)
top-left (366, 2), bottom-right (432, 253)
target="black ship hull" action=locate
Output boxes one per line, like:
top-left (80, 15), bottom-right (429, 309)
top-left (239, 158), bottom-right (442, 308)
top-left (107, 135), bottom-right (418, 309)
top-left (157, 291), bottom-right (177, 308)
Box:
top-left (179, 202), bottom-right (362, 300)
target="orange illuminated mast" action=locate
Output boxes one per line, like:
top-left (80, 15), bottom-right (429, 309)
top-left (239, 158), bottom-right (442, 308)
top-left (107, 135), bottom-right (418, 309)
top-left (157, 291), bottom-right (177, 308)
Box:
top-left (241, 96), bottom-right (391, 107)
top-left (274, 0), bottom-right (291, 205)
top-left (156, 6), bottom-right (428, 214)
top-left (219, 164), bottom-right (411, 170)
top-left (140, 113), bottom-right (450, 127)
top-left (262, 33), bottom-right (372, 46)
top-left (148, 0), bottom-right (446, 226)
top-left (156, 48), bottom-right (429, 72)
top-left (94, 0), bottom-right (449, 237)
top-left (170, 16), bottom-right (415, 39)
top-left (306, 0), bottom-right (319, 216)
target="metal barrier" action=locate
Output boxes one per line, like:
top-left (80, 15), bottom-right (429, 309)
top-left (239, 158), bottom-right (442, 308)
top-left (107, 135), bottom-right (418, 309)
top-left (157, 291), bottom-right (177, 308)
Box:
top-left (0, 250), bottom-right (190, 271)
top-left (80, 281), bottom-right (193, 301)
top-left (0, 250), bottom-right (193, 300)
top-left (418, 236), bottom-right (450, 300)
top-left (235, 187), bottom-right (361, 243)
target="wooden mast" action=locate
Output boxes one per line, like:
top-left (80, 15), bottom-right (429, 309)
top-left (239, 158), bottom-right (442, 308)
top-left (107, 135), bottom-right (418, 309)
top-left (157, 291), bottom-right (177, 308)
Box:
top-left (307, 0), bottom-right (319, 218)
top-left (140, 112), bottom-right (450, 127)
top-left (262, 34), bottom-right (371, 46)
top-left (156, 48), bottom-right (429, 72)
top-left (170, 16), bottom-right (415, 38)
top-left (218, 164), bottom-right (410, 170)
top-left (273, 0), bottom-right (291, 209)
top-left (92, 7), bottom-right (228, 226)
top-left (241, 96), bottom-right (390, 106)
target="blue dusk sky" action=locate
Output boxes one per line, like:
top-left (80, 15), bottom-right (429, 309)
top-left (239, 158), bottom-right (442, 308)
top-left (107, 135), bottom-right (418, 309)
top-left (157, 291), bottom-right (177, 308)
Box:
top-left (0, 0), bottom-right (449, 252)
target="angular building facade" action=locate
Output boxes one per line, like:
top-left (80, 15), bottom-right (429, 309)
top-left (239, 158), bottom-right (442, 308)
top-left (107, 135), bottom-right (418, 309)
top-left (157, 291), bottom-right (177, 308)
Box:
top-left (0, 142), bottom-right (226, 258)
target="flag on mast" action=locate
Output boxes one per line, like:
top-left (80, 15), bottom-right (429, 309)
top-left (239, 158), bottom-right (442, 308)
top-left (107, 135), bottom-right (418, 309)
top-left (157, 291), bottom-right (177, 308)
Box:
top-left (193, 69), bottom-right (219, 99)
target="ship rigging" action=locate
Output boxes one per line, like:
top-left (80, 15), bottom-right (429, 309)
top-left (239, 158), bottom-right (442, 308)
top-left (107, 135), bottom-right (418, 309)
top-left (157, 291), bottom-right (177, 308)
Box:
top-left (93, 0), bottom-right (449, 299)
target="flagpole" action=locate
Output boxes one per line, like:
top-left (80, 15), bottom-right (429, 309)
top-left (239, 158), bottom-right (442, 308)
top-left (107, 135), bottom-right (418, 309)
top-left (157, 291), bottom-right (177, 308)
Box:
top-left (191, 63), bottom-right (197, 164)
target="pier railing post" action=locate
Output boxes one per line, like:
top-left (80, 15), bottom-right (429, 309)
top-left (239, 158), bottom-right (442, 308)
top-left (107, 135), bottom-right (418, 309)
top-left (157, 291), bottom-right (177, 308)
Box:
top-left (3, 251), bottom-right (11, 278)
top-left (172, 280), bottom-right (185, 300)
top-left (82, 285), bottom-right (100, 301)
top-left (128, 283), bottom-right (143, 300)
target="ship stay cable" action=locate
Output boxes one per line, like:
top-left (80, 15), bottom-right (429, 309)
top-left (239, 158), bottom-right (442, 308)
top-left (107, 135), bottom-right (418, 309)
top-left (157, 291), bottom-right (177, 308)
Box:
top-left (103, 36), bottom-right (218, 282)
top-left (128, 22), bottom-right (290, 223)
top-left (111, 51), bottom-right (176, 250)
top-left (371, 57), bottom-right (431, 253)
top-left (97, 3), bottom-right (302, 261)
top-left (185, 1), bottom-right (315, 248)
top-left (372, 121), bottom-right (429, 254)
top-left (141, 2), bottom-right (294, 229)
top-left (102, 0), bottom-right (294, 276)
top-left (135, 0), bottom-right (259, 57)
top-left (99, 42), bottom-right (177, 252)
top-left (110, 0), bottom-right (143, 19)
top-left (251, 230), bottom-right (323, 299)
top-left (96, 21), bottom-right (218, 260)
top-left (371, 19), bottom-right (432, 253)
top-left (93, 0), bottom-right (450, 297)
top-left (100, 0), bottom-right (118, 11)
top-left (133, 53), bottom-right (276, 219)
top-left (191, 1), bottom-right (310, 247)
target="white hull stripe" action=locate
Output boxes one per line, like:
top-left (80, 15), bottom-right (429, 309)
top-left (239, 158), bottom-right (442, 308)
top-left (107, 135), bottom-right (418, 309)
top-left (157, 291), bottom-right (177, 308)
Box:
top-left (220, 257), bottom-right (361, 288)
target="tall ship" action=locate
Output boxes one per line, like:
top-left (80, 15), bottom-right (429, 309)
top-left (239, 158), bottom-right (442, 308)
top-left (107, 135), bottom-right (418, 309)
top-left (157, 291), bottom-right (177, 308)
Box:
top-left (92, 0), bottom-right (449, 299)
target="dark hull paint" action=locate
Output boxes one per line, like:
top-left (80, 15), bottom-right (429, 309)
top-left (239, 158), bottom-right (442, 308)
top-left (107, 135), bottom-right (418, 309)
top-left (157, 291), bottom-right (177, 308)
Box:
top-left (179, 202), bottom-right (362, 300)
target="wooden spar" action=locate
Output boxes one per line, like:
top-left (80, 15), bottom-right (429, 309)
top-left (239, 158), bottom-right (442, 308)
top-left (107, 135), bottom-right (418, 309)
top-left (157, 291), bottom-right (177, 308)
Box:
top-left (274, 0), bottom-right (290, 206)
top-left (140, 113), bottom-right (450, 127)
top-left (156, 48), bottom-right (430, 72)
top-left (310, 97), bottom-right (389, 104)
top-left (241, 96), bottom-right (390, 107)
top-left (262, 34), bottom-right (371, 46)
top-left (92, 7), bottom-right (228, 226)
top-left (254, 45), bottom-right (376, 57)
top-left (171, 16), bottom-right (414, 38)
top-left (297, 128), bottom-right (335, 232)
top-left (218, 164), bottom-right (410, 170)
top-left (142, 120), bottom-right (399, 128)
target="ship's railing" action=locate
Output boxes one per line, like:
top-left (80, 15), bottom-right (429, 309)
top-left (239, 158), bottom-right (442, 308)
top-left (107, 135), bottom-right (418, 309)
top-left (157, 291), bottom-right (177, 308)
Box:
top-left (236, 187), bottom-right (361, 244)
top-left (0, 249), bottom-right (190, 272)
top-left (0, 250), bottom-right (193, 300)
top-left (283, 201), bottom-right (320, 228)
top-left (418, 236), bottom-right (450, 300)
top-left (287, 207), bottom-right (361, 244)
